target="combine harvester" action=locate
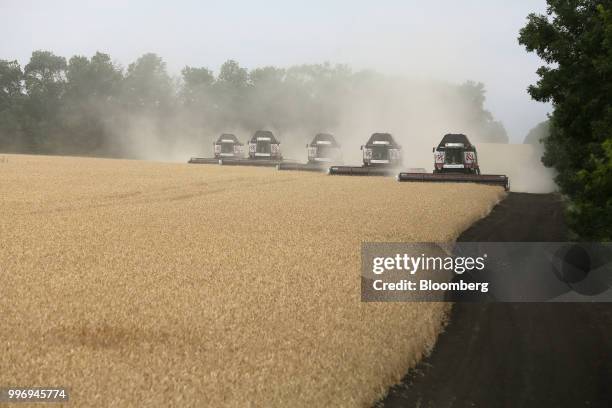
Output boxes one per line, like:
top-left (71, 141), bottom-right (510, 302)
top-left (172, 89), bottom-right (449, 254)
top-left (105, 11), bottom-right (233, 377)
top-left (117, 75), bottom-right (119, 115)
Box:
top-left (328, 133), bottom-right (402, 176)
top-left (397, 133), bottom-right (509, 190)
top-left (218, 130), bottom-right (285, 167)
top-left (277, 133), bottom-right (342, 172)
top-left (188, 133), bottom-right (244, 164)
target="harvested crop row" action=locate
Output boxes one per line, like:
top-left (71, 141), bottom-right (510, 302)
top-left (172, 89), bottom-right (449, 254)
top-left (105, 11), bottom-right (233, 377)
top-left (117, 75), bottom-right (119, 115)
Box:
top-left (0, 154), bottom-right (505, 407)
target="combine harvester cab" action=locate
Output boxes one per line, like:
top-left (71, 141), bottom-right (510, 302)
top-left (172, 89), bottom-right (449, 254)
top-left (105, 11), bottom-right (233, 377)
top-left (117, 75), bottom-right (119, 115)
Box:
top-left (432, 133), bottom-right (480, 174)
top-left (248, 130), bottom-right (282, 160)
top-left (277, 133), bottom-right (342, 172)
top-left (362, 133), bottom-right (403, 167)
top-left (397, 133), bottom-right (509, 190)
top-left (188, 133), bottom-right (244, 164)
top-left (329, 133), bottom-right (402, 176)
top-left (219, 130), bottom-right (283, 167)
top-left (308, 133), bottom-right (342, 164)
top-left (214, 134), bottom-right (244, 159)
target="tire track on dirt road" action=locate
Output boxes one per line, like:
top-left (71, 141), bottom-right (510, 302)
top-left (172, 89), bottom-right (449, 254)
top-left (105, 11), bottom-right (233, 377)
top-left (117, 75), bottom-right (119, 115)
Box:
top-left (379, 193), bottom-right (612, 408)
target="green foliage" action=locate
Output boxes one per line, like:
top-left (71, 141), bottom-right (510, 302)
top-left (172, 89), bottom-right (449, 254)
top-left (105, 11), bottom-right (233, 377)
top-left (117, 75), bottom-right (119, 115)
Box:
top-left (249, 66), bottom-right (285, 86)
top-left (181, 66), bottom-right (214, 106)
top-left (124, 53), bottom-right (173, 112)
top-left (217, 60), bottom-right (249, 88)
top-left (0, 51), bottom-right (508, 160)
top-left (523, 120), bottom-right (550, 144)
top-left (65, 52), bottom-right (122, 100)
top-left (573, 139), bottom-right (612, 240)
top-left (22, 51), bottom-right (67, 151)
top-left (0, 60), bottom-right (25, 150)
top-left (60, 52), bottom-right (123, 154)
top-left (519, 0), bottom-right (612, 240)
top-left (458, 81), bottom-right (508, 143)
top-left (0, 60), bottom-right (22, 100)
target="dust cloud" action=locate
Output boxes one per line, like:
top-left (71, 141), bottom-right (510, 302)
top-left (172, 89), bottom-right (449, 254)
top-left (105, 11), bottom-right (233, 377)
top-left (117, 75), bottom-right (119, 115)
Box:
top-left (104, 69), bottom-right (555, 193)
top-left (478, 143), bottom-right (557, 193)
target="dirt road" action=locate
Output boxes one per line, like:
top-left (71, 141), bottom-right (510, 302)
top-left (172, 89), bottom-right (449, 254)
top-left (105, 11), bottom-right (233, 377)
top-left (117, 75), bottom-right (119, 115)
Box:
top-left (379, 193), bottom-right (612, 408)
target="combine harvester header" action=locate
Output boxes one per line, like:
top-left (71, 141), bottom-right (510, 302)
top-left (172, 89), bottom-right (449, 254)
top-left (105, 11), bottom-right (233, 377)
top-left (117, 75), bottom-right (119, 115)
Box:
top-left (328, 133), bottom-right (402, 176)
top-left (277, 133), bottom-right (342, 172)
top-left (397, 133), bottom-right (509, 190)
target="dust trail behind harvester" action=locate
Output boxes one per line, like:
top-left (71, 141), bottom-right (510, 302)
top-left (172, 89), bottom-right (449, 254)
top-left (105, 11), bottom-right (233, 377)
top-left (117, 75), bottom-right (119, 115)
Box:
top-left (477, 143), bottom-right (557, 193)
top-left (329, 78), bottom-right (503, 167)
top-left (107, 70), bottom-right (556, 193)
top-left (323, 77), bottom-right (556, 193)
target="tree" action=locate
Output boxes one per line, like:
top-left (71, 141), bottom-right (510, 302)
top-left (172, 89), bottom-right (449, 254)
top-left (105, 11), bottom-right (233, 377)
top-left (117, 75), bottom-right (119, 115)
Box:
top-left (246, 66), bottom-right (287, 129)
top-left (123, 53), bottom-right (173, 112)
top-left (277, 63), bottom-right (352, 133)
top-left (249, 66), bottom-right (285, 86)
top-left (217, 60), bottom-right (248, 88)
top-left (22, 50), bottom-right (67, 152)
top-left (178, 66), bottom-right (217, 135)
top-left (0, 60), bottom-right (22, 101)
top-left (0, 50), bottom-right (510, 166)
top-left (212, 60), bottom-right (250, 127)
top-left (523, 120), bottom-right (550, 145)
top-left (574, 139), bottom-right (612, 237)
top-left (519, 0), bottom-right (612, 240)
top-left (60, 52), bottom-right (123, 153)
top-left (457, 81), bottom-right (508, 143)
top-left (0, 60), bottom-right (25, 150)
top-left (181, 66), bottom-right (214, 106)
top-left (65, 52), bottom-right (122, 100)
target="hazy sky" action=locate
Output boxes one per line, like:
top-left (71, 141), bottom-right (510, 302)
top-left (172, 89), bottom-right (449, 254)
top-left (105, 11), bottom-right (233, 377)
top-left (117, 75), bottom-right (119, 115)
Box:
top-left (0, 0), bottom-right (551, 142)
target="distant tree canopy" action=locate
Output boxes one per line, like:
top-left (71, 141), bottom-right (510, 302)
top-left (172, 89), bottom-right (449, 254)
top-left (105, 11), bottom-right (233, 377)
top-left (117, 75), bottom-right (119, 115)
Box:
top-left (0, 60), bottom-right (24, 147)
top-left (519, 0), bottom-right (612, 240)
top-left (0, 50), bottom-right (507, 157)
top-left (458, 81), bottom-right (507, 143)
top-left (523, 120), bottom-right (550, 145)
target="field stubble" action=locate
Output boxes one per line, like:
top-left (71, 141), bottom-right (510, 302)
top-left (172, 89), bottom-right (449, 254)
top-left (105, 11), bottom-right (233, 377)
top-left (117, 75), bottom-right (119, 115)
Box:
top-left (0, 154), bottom-right (505, 407)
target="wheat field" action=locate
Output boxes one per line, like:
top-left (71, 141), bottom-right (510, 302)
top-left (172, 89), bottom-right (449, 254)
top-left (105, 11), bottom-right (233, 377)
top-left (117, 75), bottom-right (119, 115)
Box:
top-left (0, 154), bottom-right (505, 407)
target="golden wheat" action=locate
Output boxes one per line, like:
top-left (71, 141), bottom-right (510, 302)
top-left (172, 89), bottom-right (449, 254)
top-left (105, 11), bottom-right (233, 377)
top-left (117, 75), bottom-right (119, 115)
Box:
top-left (0, 154), bottom-right (505, 407)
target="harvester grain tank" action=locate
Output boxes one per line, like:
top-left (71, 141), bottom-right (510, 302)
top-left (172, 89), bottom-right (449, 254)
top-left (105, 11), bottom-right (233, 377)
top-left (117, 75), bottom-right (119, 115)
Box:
top-left (397, 133), bottom-right (510, 190)
top-left (277, 133), bottom-right (342, 172)
top-left (214, 134), bottom-right (243, 158)
top-left (308, 133), bottom-right (342, 163)
top-left (188, 133), bottom-right (244, 164)
top-left (362, 133), bottom-right (402, 167)
top-left (249, 130), bottom-right (282, 160)
top-left (433, 133), bottom-right (479, 174)
top-left (328, 133), bottom-right (402, 176)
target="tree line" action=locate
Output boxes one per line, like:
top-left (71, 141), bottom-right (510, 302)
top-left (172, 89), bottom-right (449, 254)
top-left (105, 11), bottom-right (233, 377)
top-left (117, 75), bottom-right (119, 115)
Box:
top-left (520, 0), bottom-right (612, 240)
top-left (0, 51), bottom-right (507, 158)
